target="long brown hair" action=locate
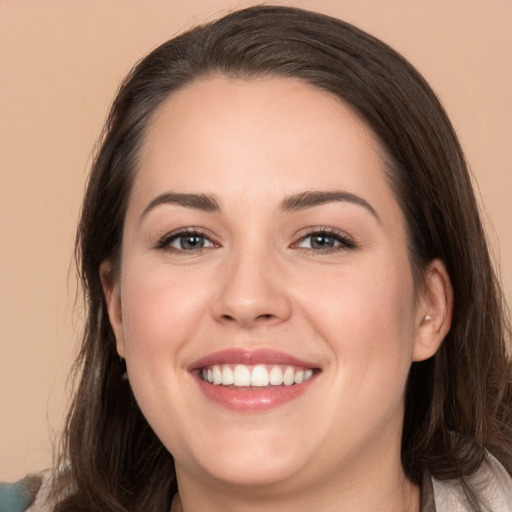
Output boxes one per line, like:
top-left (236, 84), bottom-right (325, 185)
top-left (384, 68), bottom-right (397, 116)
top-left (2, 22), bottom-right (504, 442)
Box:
top-left (53, 5), bottom-right (512, 511)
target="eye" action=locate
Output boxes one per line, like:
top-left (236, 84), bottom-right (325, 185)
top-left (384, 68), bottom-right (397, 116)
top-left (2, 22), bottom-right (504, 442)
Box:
top-left (156, 229), bottom-right (217, 252)
top-left (295, 229), bottom-right (355, 252)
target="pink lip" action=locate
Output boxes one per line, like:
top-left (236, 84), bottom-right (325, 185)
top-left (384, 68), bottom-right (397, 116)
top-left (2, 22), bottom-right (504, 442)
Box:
top-left (189, 348), bottom-right (320, 412)
top-left (188, 348), bottom-right (317, 370)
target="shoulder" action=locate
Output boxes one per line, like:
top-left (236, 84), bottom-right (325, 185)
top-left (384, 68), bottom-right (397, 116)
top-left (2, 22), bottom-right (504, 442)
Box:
top-left (0, 473), bottom-right (51, 512)
top-left (432, 452), bottom-right (512, 512)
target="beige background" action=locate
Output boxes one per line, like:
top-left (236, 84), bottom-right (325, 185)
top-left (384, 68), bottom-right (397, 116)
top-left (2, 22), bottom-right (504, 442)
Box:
top-left (1, 0), bottom-right (511, 480)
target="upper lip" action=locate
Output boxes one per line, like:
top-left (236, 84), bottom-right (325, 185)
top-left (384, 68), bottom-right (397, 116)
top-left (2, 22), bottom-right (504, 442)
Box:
top-left (188, 348), bottom-right (319, 370)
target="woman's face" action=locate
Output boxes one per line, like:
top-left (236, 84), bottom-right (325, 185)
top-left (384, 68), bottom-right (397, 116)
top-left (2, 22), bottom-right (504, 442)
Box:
top-left (104, 77), bottom-right (448, 493)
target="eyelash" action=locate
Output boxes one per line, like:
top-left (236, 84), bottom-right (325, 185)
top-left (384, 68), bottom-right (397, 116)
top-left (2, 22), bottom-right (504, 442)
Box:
top-left (155, 228), bottom-right (219, 253)
top-left (155, 227), bottom-right (356, 254)
top-left (294, 227), bottom-right (356, 253)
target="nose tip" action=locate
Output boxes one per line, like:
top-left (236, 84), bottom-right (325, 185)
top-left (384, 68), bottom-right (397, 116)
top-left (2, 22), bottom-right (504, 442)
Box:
top-left (211, 257), bottom-right (291, 329)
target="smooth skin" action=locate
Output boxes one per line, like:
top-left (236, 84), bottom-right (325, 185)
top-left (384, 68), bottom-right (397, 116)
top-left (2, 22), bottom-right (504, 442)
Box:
top-left (102, 77), bottom-right (453, 512)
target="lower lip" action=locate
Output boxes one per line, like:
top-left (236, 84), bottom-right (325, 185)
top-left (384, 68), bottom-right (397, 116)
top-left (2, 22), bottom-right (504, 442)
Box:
top-left (194, 374), bottom-right (318, 412)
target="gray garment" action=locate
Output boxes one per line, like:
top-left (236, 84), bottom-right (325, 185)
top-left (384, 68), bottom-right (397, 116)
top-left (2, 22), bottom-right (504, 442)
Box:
top-left (422, 452), bottom-right (512, 511)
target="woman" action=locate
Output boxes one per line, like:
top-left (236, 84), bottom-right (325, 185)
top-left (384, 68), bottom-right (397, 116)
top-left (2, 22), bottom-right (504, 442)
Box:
top-left (7, 5), bottom-right (511, 511)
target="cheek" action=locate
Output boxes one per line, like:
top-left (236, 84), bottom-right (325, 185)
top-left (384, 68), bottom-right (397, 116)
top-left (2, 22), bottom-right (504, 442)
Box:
top-left (116, 263), bottom-right (215, 427)
top-left (116, 264), bottom-right (212, 450)
top-left (120, 263), bottom-right (211, 355)
top-left (298, 258), bottom-right (417, 380)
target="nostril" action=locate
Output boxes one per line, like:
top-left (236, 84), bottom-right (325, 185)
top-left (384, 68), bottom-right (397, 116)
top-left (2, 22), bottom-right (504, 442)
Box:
top-left (256, 313), bottom-right (274, 321)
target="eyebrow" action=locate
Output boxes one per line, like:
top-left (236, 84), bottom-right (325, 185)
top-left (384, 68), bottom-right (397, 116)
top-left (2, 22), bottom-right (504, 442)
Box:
top-left (140, 189), bottom-right (379, 223)
top-left (280, 190), bottom-right (380, 222)
top-left (140, 192), bottom-right (220, 221)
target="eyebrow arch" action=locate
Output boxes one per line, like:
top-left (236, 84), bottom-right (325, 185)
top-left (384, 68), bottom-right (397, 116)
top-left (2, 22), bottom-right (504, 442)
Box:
top-left (140, 192), bottom-right (220, 222)
top-left (281, 190), bottom-right (380, 222)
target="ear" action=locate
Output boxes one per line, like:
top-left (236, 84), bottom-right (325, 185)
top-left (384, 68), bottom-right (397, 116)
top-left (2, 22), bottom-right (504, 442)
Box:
top-left (413, 259), bottom-right (453, 362)
top-left (100, 261), bottom-right (126, 358)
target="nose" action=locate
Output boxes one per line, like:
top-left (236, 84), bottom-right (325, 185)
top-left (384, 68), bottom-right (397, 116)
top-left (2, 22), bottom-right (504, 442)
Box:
top-left (211, 247), bottom-right (292, 329)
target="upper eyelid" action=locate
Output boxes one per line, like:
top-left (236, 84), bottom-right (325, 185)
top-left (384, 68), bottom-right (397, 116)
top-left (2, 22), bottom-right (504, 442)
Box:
top-left (293, 226), bottom-right (353, 241)
top-left (160, 226), bottom-right (213, 239)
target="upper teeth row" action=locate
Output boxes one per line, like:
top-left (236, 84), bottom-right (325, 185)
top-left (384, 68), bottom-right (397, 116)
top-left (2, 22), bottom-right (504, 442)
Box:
top-left (201, 364), bottom-right (314, 387)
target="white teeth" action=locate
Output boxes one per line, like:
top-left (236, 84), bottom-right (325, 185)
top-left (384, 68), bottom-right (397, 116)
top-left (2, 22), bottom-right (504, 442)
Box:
top-left (294, 370), bottom-right (305, 384)
top-left (202, 363), bottom-right (315, 387)
top-left (251, 365), bottom-right (270, 387)
top-left (222, 365), bottom-right (234, 385)
top-left (269, 365), bottom-right (284, 385)
top-left (283, 366), bottom-right (295, 386)
top-left (233, 364), bottom-right (251, 386)
top-left (212, 365), bottom-right (222, 385)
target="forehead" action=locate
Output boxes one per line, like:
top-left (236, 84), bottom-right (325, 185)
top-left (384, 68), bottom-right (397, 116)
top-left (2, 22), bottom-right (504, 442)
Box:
top-left (143, 75), bottom-right (384, 165)
top-left (132, 76), bottom-right (400, 225)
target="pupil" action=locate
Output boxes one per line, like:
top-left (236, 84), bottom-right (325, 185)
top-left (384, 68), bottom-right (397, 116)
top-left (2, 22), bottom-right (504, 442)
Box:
top-left (181, 235), bottom-right (204, 250)
top-left (312, 234), bottom-right (334, 249)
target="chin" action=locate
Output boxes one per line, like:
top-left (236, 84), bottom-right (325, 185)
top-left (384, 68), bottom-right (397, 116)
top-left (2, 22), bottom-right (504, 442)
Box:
top-left (199, 454), bottom-right (304, 488)
top-left (175, 429), bottom-right (314, 489)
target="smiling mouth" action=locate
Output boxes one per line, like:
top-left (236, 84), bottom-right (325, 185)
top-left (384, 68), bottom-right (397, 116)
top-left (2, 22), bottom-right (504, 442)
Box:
top-left (200, 364), bottom-right (316, 388)
top-left (192, 350), bottom-right (320, 411)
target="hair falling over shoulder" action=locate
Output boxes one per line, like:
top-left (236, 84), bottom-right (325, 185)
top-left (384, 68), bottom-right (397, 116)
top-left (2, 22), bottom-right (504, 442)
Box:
top-left (49, 6), bottom-right (512, 512)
